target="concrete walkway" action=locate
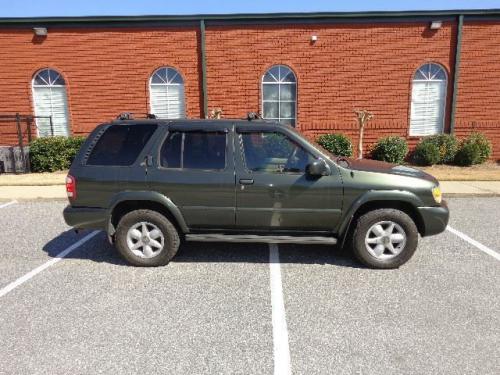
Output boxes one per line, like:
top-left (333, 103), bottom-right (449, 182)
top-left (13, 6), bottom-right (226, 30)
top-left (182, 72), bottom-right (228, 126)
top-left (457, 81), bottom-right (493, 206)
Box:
top-left (0, 181), bottom-right (499, 201)
top-left (441, 181), bottom-right (500, 196)
top-left (0, 185), bottom-right (66, 200)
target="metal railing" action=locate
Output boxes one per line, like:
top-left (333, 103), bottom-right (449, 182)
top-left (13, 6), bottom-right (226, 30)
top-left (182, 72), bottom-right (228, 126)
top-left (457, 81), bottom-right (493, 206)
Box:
top-left (0, 113), bottom-right (53, 173)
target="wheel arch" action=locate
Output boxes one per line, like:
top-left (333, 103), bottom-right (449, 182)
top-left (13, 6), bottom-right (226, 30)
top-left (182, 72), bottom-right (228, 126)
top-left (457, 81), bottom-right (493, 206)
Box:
top-left (338, 191), bottom-right (425, 248)
top-left (107, 191), bottom-right (188, 235)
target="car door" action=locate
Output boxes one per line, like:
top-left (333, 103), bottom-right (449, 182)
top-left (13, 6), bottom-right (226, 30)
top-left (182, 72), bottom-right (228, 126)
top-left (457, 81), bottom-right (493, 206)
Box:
top-left (234, 125), bottom-right (343, 232)
top-left (146, 121), bottom-right (236, 229)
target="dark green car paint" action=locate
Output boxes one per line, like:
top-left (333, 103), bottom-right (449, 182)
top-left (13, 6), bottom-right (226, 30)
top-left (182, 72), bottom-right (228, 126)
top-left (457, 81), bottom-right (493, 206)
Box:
top-left (233, 125), bottom-right (343, 231)
top-left (63, 119), bottom-right (449, 241)
top-left (107, 191), bottom-right (190, 233)
top-left (147, 122), bottom-right (236, 229)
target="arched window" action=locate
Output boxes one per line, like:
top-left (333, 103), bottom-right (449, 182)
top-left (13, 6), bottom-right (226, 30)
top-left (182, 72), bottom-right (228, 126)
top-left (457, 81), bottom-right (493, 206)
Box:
top-left (262, 65), bottom-right (297, 126)
top-left (410, 63), bottom-right (447, 136)
top-left (149, 67), bottom-right (185, 119)
top-left (32, 68), bottom-right (70, 137)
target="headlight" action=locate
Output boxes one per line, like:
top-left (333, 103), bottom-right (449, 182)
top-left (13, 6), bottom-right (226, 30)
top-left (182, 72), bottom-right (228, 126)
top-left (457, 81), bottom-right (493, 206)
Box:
top-left (432, 186), bottom-right (442, 204)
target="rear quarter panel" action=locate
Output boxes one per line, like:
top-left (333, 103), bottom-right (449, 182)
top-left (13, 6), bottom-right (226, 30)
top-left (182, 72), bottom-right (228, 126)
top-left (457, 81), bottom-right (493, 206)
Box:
top-left (68, 123), bottom-right (158, 208)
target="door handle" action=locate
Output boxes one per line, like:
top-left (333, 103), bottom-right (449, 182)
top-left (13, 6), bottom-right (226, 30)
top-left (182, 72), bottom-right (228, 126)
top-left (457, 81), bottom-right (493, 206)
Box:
top-left (239, 179), bottom-right (254, 185)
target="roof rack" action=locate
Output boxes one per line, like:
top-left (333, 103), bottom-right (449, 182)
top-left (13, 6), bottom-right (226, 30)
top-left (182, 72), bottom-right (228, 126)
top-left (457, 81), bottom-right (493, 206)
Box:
top-left (116, 112), bottom-right (157, 121)
top-left (246, 112), bottom-right (262, 121)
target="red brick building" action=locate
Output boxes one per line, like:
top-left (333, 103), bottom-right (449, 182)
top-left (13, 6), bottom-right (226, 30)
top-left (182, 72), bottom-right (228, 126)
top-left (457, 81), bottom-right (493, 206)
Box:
top-left (0, 10), bottom-right (499, 159)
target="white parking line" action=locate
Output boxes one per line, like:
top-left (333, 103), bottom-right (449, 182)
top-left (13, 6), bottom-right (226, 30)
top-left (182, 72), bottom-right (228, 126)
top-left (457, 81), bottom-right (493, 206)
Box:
top-left (0, 200), bottom-right (17, 209)
top-left (269, 243), bottom-right (291, 375)
top-left (0, 231), bottom-right (99, 298)
top-left (447, 225), bottom-right (500, 261)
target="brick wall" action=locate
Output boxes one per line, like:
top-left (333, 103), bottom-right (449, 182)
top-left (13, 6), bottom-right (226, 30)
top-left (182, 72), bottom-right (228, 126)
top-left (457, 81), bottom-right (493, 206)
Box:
top-left (0, 19), bottom-right (499, 160)
top-left (205, 22), bottom-right (456, 157)
top-left (0, 26), bottom-right (201, 144)
top-left (455, 21), bottom-right (500, 159)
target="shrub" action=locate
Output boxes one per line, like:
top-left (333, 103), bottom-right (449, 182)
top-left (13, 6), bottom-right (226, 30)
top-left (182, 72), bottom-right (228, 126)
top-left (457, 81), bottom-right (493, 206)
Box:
top-left (371, 136), bottom-right (409, 164)
top-left (454, 132), bottom-right (492, 166)
top-left (413, 142), bottom-right (441, 166)
top-left (417, 134), bottom-right (458, 164)
top-left (30, 136), bottom-right (86, 172)
top-left (454, 142), bottom-right (480, 166)
top-left (316, 133), bottom-right (353, 157)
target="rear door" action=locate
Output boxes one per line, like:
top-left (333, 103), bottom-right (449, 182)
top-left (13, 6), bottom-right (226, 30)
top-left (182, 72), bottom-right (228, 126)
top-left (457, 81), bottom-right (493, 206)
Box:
top-left (234, 126), bottom-right (343, 232)
top-left (146, 121), bottom-right (236, 229)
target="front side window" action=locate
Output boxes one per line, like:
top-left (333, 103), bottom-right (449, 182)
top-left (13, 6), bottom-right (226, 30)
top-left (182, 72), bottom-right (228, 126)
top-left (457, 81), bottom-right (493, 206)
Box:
top-left (262, 65), bottom-right (297, 127)
top-left (149, 67), bottom-right (186, 119)
top-left (86, 124), bottom-right (157, 166)
top-left (32, 68), bottom-right (71, 137)
top-left (160, 131), bottom-right (226, 170)
top-left (409, 63), bottom-right (447, 136)
top-left (240, 132), bottom-right (315, 173)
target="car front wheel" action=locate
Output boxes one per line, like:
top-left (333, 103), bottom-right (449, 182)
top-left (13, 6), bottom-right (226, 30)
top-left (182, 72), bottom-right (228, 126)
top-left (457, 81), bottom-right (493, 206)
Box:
top-left (352, 208), bottom-right (418, 269)
top-left (115, 209), bottom-right (180, 267)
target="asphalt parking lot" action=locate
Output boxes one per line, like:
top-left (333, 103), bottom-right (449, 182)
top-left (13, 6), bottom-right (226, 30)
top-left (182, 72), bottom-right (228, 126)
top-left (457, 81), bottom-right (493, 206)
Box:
top-left (0, 198), bottom-right (499, 375)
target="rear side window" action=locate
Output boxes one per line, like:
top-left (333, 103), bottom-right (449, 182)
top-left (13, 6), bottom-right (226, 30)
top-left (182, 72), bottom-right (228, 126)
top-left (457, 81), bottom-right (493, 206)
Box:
top-left (86, 124), bottom-right (157, 166)
top-left (160, 131), bottom-right (226, 170)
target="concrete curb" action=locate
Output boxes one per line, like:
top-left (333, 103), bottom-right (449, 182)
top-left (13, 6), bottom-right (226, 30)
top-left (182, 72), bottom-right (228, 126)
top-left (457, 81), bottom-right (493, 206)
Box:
top-left (1, 180), bottom-right (500, 201)
top-left (1, 190), bottom-right (500, 202)
top-left (443, 193), bottom-right (500, 198)
top-left (440, 181), bottom-right (500, 196)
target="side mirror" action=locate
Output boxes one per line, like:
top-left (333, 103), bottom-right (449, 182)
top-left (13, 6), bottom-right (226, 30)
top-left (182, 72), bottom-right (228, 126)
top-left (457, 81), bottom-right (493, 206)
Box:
top-left (306, 159), bottom-right (330, 177)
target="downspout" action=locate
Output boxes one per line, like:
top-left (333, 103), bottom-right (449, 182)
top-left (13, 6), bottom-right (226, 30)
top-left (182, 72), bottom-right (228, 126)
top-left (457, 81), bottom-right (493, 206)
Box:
top-left (199, 19), bottom-right (208, 118)
top-left (449, 14), bottom-right (464, 134)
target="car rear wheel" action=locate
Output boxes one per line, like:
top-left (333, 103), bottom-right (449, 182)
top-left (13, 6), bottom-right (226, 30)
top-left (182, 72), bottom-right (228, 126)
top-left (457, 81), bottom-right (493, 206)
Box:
top-left (115, 209), bottom-right (180, 267)
top-left (352, 208), bottom-right (418, 269)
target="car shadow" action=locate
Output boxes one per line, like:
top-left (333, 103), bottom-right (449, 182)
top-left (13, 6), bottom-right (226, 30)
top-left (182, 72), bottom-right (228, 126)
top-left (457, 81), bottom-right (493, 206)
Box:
top-left (42, 230), bottom-right (127, 266)
top-left (42, 230), bottom-right (365, 269)
top-left (175, 242), bottom-right (365, 268)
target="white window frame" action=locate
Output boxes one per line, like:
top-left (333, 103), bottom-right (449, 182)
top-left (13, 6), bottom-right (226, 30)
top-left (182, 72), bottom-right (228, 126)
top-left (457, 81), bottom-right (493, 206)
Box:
top-left (31, 68), bottom-right (70, 137)
top-left (409, 62), bottom-right (448, 136)
top-left (261, 65), bottom-right (297, 126)
top-left (149, 67), bottom-right (186, 119)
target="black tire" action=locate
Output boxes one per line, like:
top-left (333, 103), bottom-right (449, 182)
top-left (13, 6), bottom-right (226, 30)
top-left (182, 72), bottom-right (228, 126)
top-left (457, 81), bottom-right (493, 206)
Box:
top-left (352, 208), bottom-right (418, 269)
top-left (115, 209), bottom-right (180, 267)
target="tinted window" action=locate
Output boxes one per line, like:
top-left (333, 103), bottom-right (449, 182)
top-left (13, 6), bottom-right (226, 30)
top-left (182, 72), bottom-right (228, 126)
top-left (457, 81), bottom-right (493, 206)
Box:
top-left (241, 132), bottom-right (315, 173)
top-left (86, 124), bottom-right (157, 166)
top-left (160, 132), bottom-right (182, 168)
top-left (160, 131), bottom-right (226, 170)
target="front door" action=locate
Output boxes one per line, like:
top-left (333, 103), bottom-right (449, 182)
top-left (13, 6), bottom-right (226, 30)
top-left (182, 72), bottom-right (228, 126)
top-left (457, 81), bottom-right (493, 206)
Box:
top-left (234, 128), bottom-right (343, 232)
top-left (147, 122), bottom-right (236, 229)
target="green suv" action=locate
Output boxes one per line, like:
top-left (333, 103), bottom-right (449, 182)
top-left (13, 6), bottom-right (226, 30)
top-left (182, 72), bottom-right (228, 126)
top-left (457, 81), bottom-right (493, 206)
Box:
top-left (63, 116), bottom-right (449, 269)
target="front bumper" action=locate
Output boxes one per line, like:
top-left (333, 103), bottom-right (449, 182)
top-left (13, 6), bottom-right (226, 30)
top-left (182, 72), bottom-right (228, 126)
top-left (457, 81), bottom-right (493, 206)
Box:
top-left (418, 200), bottom-right (449, 237)
top-left (63, 205), bottom-right (108, 231)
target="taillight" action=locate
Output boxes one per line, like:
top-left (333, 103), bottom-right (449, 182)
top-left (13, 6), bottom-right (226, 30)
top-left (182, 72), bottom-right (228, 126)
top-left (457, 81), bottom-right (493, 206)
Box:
top-left (66, 175), bottom-right (76, 199)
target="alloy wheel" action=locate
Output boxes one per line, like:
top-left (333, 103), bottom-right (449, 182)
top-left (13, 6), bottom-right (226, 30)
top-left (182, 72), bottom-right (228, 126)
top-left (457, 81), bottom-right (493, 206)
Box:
top-left (126, 221), bottom-right (165, 258)
top-left (364, 221), bottom-right (407, 260)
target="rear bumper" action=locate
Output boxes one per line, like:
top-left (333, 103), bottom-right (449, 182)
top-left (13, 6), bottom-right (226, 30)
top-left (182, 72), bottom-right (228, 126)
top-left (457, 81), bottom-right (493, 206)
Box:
top-left (63, 205), bottom-right (108, 231)
top-left (418, 200), bottom-right (449, 237)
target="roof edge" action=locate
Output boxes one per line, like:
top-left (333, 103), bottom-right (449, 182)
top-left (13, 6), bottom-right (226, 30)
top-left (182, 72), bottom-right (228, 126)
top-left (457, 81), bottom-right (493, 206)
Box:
top-left (1, 9), bottom-right (500, 25)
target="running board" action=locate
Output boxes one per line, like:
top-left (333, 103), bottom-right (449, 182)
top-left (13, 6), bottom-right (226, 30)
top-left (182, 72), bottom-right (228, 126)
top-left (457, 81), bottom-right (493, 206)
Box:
top-left (185, 233), bottom-right (337, 245)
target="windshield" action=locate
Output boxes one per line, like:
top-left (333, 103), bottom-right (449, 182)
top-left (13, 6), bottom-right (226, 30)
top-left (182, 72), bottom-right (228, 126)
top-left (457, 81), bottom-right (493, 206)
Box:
top-left (311, 142), bottom-right (338, 160)
top-left (285, 126), bottom-right (337, 160)
top-left (279, 124), bottom-right (352, 166)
